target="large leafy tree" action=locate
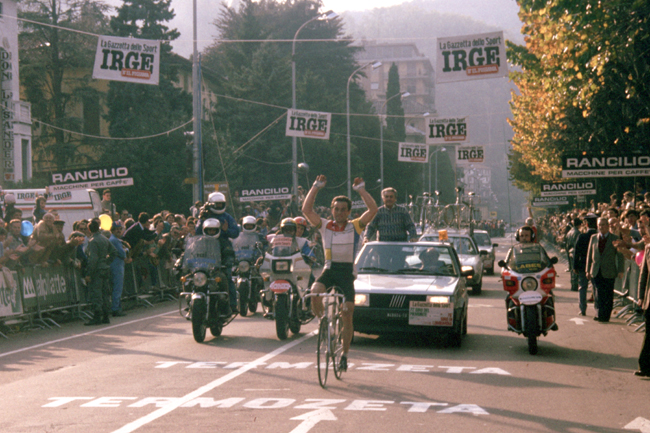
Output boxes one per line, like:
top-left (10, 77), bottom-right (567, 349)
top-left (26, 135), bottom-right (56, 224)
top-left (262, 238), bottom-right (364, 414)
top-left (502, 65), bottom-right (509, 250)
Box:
top-left (102, 0), bottom-right (192, 214)
top-left (19, 0), bottom-right (111, 175)
top-left (202, 0), bottom-right (380, 205)
top-left (508, 0), bottom-right (650, 196)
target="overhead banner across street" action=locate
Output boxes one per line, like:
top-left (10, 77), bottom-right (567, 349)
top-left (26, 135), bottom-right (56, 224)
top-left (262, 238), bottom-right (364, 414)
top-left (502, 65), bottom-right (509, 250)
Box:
top-left (540, 181), bottom-right (596, 197)
top-left (398, 142), bottom-right (428, 163)
top-left (436, 31), bottom-right (508, 83)
top-left (285, 109), bottom-right (331, 140)
top-left (93, 35), bottom-right (160, 85)
top-left (561, 153), bottom-right (650, 178)
top-left (426, 117), bottom-right (469, 145)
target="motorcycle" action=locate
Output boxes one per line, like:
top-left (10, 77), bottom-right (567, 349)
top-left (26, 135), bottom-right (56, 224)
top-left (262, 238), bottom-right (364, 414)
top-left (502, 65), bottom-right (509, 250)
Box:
top-left (498, 243), bottom-right (558, 355)
top-left (233, 241), bottom-right (265, 317)
top-left (259, 235), bottom-right (315, 340)
top-left (177, 235), bottom-right (235, 343)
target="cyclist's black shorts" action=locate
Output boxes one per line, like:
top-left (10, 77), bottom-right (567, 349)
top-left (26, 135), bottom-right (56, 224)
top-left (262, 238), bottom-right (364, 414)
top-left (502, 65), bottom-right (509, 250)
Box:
top-left (316, 263), bottom-right (355, 302)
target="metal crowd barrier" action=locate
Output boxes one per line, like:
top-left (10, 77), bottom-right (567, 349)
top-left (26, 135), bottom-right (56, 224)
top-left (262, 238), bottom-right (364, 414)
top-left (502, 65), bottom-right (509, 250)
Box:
top-left (0, 258), bottom-right (180, 339)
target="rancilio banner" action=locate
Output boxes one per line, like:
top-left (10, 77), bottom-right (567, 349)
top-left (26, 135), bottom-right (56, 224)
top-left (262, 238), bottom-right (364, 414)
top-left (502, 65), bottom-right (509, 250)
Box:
top-left (426, 117), bottom-right (468, 145)
top-left (561, 153), bottom-right (650, 178)
top-left (436, 31), bottom-right (508, 83)
top-left (93, 35), bottom-right (160, 85)
top-left (540, 181), bottom-right (596, 197)
top-left (285, 109), bottom-right (331, 140)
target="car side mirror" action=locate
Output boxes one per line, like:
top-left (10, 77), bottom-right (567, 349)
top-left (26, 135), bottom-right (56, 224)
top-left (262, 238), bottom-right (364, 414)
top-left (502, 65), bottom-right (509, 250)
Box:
top-left (493, 243), bottom-right (499, 248)
top-left (461, 268), bottom-right (473, 277)
top-left (498, 260), bottom-right (507, 268)
top-left (550, 256), bottom-right (559, 264)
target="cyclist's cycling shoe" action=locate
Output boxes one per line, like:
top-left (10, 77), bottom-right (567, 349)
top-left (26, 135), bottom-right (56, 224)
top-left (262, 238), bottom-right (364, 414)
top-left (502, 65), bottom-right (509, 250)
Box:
top-left (339, 355), bottom-right (348, 372)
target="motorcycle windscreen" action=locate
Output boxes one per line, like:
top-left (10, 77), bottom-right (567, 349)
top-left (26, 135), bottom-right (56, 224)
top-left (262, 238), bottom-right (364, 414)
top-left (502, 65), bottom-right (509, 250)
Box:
top-left (233, 232), bottom-right (261, 261)
top-left (183, 235), bottom-right (221, 271)
top-left (270, 235), bottom-right (300, 257)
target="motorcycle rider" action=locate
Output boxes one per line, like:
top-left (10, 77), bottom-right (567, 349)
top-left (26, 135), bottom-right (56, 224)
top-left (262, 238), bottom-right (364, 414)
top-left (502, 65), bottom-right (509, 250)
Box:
top-left (196, 193), bottom-right (240, 313)
top-left (504, 226), bottom-right (558, 330)
top-left (277, 218), bottom-right (316, 263)
top-left (200, 218), bottom-right (236, 316)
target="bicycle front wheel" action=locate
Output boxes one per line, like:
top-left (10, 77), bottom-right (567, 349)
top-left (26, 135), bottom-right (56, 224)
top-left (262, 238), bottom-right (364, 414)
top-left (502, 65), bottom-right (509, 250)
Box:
top-left (332, 313), bottom-right (344, 380)
top-left (317, 317), bottom-right (329, 388)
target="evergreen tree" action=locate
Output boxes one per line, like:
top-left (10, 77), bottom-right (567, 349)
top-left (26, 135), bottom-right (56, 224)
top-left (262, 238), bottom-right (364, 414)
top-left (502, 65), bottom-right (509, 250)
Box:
top-left (103, 0), bottom-right (192, 214)
top-left (385, 63), bottom-right (405, 140)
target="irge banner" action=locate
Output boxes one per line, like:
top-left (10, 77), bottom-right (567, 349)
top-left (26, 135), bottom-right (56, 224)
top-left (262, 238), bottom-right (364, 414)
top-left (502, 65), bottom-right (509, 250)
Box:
top-left (455, 146), bottom-right (484, 166)
top-left (285, 109), bottom-right (331, 140)
top-left (93, 35), bottom-right (160, 85)
top-left (426, 117), bottom-right (468, 145)
top-left (398, 143), bottom-right (429, 163)
top-left (436, 31), bottom-right (507, 83)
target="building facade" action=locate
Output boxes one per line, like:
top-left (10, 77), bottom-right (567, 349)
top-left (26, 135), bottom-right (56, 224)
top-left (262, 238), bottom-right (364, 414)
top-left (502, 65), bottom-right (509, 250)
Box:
top-left (1, 0), bottom-right (33, 184)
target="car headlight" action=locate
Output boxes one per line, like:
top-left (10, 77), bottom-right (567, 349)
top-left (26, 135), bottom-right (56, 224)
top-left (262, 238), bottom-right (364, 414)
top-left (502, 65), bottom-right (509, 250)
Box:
top-left (354, 294), bottom-right (369, 307)
top-left (521, 277), bottom-right (538, 291)
top-left (461, 265), bottom-right (473, 273)
top-left (238, 260), bottom-right (250, 273)
top-left (193, 272), bottom-right (208, 287)
top-left (427, 296), bottom-right (450, 304)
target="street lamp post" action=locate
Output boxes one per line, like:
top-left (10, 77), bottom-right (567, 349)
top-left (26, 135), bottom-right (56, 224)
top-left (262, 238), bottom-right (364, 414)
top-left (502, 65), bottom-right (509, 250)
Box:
top-left (429, 147), bottom-right (446, 194)
top-left (347, 61), bottom-right (382, 197)
top-left (379, 91), bottom-right (409, 192)
top-left (292, 10), bottom-right (338, 195)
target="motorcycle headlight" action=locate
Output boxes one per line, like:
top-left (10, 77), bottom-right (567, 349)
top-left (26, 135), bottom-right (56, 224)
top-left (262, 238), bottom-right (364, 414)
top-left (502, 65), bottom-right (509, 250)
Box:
top-left (238, 261), bottom-right (250, 273)
top-left (521, 277), bottom-right (538, 291)
top-left (193, 272), bottom-right (208, 287)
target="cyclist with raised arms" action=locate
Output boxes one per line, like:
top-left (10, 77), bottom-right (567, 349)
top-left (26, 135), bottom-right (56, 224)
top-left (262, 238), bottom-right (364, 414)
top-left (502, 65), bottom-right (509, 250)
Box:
top-left (302, 175), bottom-right (378, 371)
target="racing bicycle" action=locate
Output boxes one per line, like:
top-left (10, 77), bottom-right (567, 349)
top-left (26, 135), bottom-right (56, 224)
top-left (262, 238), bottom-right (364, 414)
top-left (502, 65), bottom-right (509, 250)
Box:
top-left (305, 288), bottom-right (346, 388)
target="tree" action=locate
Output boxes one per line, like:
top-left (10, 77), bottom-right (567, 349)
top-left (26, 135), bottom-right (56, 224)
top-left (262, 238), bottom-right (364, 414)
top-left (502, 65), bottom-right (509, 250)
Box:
top-left (19, 0), bottom-right (112, 175)
top-left (507, 0), bottom-right (650, 198)
top-left (102, 0), bottom-right (192, 214)
top-left (202, 0), bottom-right (378, 207)
top-left (385, 63), bottom-right (405, 140)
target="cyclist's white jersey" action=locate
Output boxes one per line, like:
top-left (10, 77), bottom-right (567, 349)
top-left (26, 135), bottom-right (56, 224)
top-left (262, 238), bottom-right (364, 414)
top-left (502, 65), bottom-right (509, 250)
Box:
top-left (317, 217), bottom-right (364, 273)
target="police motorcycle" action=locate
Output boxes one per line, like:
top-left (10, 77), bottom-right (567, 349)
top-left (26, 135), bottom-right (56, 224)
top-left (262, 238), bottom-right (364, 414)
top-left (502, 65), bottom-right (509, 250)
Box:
top-left (177, 219), bottom-right (235, 343)
top-left (233, 216), bottom-right (266, 316)
top-left (259, 219), bottom-right (315, 340)
top-left (498, 242), bottom-right (559, 355)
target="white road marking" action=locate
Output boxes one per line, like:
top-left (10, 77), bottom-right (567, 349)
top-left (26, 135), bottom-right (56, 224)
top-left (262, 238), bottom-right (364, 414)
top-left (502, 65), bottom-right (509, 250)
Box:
top-left (0, 309), bottom-right (177, 359)
top-left (569, 318), bottom-right (589, 325)
top-left (111, 330), bottom-right (317, 433)
top-left (290, 409), bottom-right (337, 433)
top-left (624, 417), bottom-right (650, 433)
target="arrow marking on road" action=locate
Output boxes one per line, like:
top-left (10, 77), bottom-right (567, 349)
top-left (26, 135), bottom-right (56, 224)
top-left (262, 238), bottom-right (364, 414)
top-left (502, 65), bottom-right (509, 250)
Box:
top-left (624, 417), bottom-right (650, 433)
top-left (569, 318), bottom-right (589, 325)
top-left (290, 409), bottom-right (337, 433)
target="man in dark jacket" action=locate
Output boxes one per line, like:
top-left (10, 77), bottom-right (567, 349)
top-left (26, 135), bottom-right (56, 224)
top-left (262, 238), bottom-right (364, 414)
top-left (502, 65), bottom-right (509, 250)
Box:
top-left (573, 214), bottom-right (597, 316)
top-left (635, 236), bottom-right (650, 377)
top-left (565, 217), bottom-right (583, 291)
top-left (85, 218), bottom-right (118, 325)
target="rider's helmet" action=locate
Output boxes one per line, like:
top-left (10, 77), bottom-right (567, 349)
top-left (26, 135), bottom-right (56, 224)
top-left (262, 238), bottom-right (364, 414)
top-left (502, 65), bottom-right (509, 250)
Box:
top-left (280, 218), bottom-right (297, 237)
top-left (241, 215), bottom-right (257, 233)
top-left (202, 218), bottom-right (221, 238)
top-left (294, 216), bottom-right (308, 236)
top-left (206, 192), bottom-right (227, 215)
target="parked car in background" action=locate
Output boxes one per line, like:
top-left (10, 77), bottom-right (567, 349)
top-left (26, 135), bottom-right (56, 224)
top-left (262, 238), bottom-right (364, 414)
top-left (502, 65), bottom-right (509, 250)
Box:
top-left (353, 241), bottom-right (469, 347)
top-left (419, 231), bottom-right (486, 295)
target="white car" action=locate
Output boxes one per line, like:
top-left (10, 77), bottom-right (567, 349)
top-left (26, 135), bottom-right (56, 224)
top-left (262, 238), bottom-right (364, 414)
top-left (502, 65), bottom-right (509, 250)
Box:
top-left (419, 232), bottom-right (486, 295)
top-left (353, 242), bottom-right (469, 347)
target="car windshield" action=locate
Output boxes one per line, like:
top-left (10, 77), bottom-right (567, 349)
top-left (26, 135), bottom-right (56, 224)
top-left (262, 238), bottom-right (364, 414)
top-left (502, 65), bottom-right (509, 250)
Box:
top-left (506, 244), bottom-right (551, 273)
top-left (356, 244), bottom-right (458, 276)
top-left (420, 235), bottom-right (477, 255)
top-left (472, 233), bottom-right (492, 247)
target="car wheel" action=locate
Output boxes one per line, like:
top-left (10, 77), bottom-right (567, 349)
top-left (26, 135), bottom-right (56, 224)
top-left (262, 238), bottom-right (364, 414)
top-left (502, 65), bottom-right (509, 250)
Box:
top-left (462, 306), bottom-right (468, 335)
top-left (447, 310), bottom-right (463, 348)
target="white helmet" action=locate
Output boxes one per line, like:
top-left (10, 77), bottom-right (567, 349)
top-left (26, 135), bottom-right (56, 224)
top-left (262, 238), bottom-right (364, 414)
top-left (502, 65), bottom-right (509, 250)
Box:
top-left (242, 215), bottom-right (257, 233)
top-left (202, 218), bottom-right (221, 238)
top-left (207, 192), bottom-right (227, 214)
top-left (4, 193), bottom-right (16, 205)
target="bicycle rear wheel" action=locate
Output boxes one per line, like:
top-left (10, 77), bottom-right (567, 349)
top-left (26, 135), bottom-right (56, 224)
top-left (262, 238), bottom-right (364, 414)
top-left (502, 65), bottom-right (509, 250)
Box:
top-left (317, 317), bottom-right (329, 388)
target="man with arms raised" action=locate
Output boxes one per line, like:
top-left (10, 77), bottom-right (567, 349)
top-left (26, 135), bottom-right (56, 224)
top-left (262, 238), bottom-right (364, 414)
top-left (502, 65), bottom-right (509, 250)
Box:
top-left (302, 175), bottom-right (377, 371)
